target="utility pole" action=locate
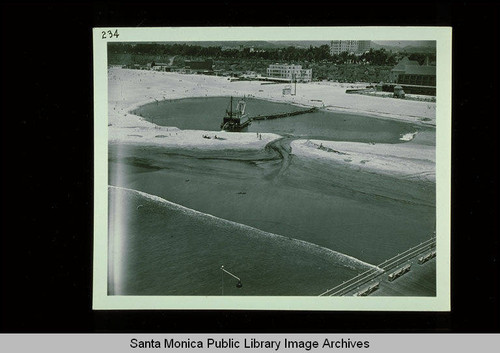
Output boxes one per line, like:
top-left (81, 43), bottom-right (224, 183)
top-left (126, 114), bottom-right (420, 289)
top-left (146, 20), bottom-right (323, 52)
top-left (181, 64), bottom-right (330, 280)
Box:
top-left (291, 72), bottom-right (297, 96)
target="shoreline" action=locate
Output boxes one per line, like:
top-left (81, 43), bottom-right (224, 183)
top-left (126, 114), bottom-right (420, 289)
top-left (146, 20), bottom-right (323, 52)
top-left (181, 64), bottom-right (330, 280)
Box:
top-left (107, 67), bottom-right (437, 295)
top-left (108, 68), bottom-right (436, 178)
top-left (109, 126), bottom-right (281, 150)
top-left (108, 68), bottom-right (436, 128)
top-left (291, 139), bottom-right (435, 183)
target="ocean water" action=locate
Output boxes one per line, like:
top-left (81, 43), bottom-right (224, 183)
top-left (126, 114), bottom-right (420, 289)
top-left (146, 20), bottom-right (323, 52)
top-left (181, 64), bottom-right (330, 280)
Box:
top-left (109, 144), bottom-right (435, 267)
top-left (108, 187), bottom-right (374, 296)
top-left (110, 96), bottom-right (436, 296)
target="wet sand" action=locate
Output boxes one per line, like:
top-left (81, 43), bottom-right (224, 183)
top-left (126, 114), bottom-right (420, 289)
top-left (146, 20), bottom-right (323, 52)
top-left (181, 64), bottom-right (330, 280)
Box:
top-left (107, 69), bottom-right (437, 296)
top-left (109, 142), bottom-right (435, 267)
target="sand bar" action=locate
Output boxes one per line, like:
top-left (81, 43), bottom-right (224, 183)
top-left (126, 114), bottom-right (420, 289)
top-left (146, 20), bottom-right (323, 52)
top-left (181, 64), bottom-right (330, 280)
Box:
top-left (108, 68), bottom-right (435, 179)
top-left (291, 139), bottom-right (435, 182)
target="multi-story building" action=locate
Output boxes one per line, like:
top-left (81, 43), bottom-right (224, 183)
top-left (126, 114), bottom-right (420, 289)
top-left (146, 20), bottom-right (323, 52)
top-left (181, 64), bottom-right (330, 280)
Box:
top-left (266, 64), bottom-right (312, 82)
top-left (330, 40), bottom-right (371, 55)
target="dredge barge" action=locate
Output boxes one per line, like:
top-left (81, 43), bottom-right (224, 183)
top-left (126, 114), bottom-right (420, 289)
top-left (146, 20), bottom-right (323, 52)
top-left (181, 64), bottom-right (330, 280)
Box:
top-left (220, 96), bottom-right (318, 132)
top-left (220, 96), bottom-right (251, 132)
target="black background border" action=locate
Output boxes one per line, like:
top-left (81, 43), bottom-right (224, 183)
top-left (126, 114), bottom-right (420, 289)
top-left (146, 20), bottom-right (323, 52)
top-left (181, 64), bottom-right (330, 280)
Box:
top-left (1, 1), bottom-right (498, 333)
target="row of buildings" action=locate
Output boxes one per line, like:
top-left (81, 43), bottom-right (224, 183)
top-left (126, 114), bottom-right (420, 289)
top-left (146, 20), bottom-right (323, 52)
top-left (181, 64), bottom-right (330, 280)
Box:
top-left (266, 56), bottom-right (436, 88)
top-left (124, 52), bottom-right (436, 94)
top-left (148, 59), bottom-right (214, 74)
top-left (147, 60), bottom-right (315, 83)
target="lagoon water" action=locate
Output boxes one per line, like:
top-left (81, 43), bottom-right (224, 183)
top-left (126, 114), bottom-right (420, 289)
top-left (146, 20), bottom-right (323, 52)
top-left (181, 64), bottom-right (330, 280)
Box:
top-left (111, 97), bottom-right (436, 296)
top-left (133, 96), bottom-right (415, 142)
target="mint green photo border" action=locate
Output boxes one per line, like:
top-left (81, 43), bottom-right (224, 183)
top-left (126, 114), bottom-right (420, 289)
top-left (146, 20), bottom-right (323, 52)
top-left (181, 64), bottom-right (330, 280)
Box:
top-left (93, 27), bottom-right (451, 311)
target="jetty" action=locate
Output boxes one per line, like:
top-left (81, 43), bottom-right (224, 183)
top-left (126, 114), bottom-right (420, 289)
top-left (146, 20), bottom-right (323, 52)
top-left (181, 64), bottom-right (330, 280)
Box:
top-left (250, 107), bottom-right (318, 121)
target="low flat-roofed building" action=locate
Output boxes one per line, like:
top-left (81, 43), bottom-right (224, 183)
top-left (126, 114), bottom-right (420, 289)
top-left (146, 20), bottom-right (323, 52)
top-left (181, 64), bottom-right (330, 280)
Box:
top-left (184, 59), bottom-right (213, 70)
top-left (184, 59), bottom-right (214, 74)
top-left (151, 62), bottom-right (173, 71)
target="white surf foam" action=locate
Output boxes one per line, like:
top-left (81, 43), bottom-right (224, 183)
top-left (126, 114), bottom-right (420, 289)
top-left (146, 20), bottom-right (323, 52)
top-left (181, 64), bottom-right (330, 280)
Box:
top-left (400, 131), bottom-right (418, 141)
top-left (109, 185), bottom-right (382, 272)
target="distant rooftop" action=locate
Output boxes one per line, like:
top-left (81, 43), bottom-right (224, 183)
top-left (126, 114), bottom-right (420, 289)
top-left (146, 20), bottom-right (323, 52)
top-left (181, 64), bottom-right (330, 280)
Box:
top-left (391, 57), bottom-right (419, 72)
top-left (391, 57), bottom-right (436, 76)
top-left (403, 65), bottom-right (436, 76)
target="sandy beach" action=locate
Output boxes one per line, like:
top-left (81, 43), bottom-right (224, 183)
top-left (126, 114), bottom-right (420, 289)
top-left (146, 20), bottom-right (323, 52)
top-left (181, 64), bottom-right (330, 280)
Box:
top-left (291, 139), bottom-right (436, 182)
top-left (108, 67), bottom-right (435, 178)
top-left (107, 67), bottom-right (436, 296)
top-left (108, 68), bottom-right (436, 129)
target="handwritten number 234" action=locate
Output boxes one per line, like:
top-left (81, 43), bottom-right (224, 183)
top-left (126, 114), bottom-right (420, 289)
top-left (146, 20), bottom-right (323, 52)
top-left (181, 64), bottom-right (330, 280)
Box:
top-left (102, 30), bottom-right (120, 39)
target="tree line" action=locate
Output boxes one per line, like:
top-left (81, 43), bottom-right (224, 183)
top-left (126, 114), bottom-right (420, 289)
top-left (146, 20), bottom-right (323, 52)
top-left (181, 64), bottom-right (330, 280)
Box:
top-left (108, 43), bottom-right (435, 66)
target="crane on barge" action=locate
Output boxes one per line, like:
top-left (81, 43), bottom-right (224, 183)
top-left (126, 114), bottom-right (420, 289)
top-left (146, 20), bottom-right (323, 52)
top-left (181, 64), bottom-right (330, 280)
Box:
top-left (220, 96), bottom-right (318, 132)
top-left (220, 96), bottom-right (251, 131)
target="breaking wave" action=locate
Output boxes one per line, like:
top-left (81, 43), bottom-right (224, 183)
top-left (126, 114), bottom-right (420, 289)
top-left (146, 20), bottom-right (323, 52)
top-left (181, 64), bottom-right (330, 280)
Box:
top-left (110, 185), bottom-right (380, 272)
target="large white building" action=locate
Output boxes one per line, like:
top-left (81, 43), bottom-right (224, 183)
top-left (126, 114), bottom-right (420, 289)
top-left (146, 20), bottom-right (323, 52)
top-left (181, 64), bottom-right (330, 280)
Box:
top-left (330, 40), bottom-right (371, 55)
top-left (267, 64), bottom-right (312, 83)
